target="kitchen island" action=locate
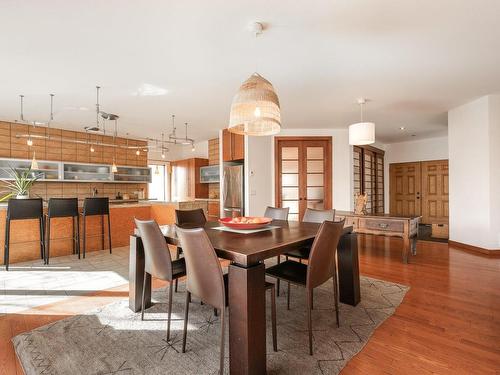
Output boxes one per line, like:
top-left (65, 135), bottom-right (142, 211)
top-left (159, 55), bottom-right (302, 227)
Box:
top-left (0, 199), bottom-right (212, 265)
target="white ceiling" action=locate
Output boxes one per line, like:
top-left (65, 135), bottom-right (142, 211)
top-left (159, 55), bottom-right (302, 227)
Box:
top-left (1, 0), bottom-right (500, 144)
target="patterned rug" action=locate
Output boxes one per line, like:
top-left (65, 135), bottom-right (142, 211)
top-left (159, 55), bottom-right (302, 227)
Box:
top-left (13, 276), bottom-right (408, 375)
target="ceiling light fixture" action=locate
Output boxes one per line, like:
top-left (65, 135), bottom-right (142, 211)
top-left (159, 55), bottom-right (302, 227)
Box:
top-left (168, 115), bottom-right (195, 147)
top-left (161, 133), bottom-right (166, 158)
top-left (228, 22), bottom-right (281, 136)
top-left (349, 98), bottom-right (375, 145)
top-left (399, 126), bottom-right (405, 130)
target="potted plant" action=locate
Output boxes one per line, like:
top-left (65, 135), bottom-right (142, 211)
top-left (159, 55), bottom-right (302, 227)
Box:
top-left (0, 167), bottom-right (41, 201)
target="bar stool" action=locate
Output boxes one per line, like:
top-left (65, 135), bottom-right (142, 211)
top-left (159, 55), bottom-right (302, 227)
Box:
top-left (45, 198), bottom-right (80, 264)
top-left (4, 198), bottom-right (45, 271)
top-left (81, 197), bottom-right (111, 258)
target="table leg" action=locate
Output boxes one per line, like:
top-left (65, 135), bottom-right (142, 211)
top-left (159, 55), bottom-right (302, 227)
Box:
top-left (337, 232), bottom-right (360, 306)
top-left (402, 236), bottom-right (410, 264)
top-left (228, 262), bottom-right (267, 375)
top-left (129, 235), bottom-right (152, 312)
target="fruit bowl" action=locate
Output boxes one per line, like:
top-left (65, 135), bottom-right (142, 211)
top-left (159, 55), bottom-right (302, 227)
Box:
top-left (219, 216), bottom-right (272, 230)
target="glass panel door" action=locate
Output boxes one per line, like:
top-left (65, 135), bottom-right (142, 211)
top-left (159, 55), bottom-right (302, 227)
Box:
top-left (276, 138), bottom-right (332, 221)
top-left (279, 143), bottom-right (301, 221)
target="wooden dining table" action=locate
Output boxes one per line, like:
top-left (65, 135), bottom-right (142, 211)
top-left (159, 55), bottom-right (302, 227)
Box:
top-left (128, 220), bottom-right (360, 375)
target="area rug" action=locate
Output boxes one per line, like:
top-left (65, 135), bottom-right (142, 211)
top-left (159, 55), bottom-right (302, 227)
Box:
top-left (13, 276), bottom-right (408, 375)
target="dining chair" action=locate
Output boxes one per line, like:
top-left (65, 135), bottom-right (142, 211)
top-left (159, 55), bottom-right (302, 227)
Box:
top-left (264, 206), bottom-right (289, 296)
top-left (285, 208), bottom-right (336, 262)
top-left (265, 219), bottom-right (345, 355)
top-left (176, 226), bottom-right (278, 375)
top-left (174, 208), bottom-right (207, 292)
top-left (45, 198), bottom-right (80, 264)
top-left (4, 198), bottom-right (44, 271)
top-left (264, 206), bottom-right (289, 221)
top-left (134, 219), bottom-right (187, 342)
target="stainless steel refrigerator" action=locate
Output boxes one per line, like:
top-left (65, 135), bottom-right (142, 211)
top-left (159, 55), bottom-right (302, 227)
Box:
top-left (222, 164), bottom-right (244, 218)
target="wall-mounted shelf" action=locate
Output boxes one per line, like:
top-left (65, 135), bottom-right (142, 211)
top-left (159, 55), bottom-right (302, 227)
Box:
top-left (0, 158), bottom-right (151, 184)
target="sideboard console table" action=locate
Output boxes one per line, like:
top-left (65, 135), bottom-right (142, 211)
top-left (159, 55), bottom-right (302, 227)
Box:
top-left (335, 211), bottom-right (420, 264)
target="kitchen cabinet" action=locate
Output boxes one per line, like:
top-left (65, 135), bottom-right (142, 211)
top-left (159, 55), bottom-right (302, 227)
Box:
top-left (222, 129), bottom-right (244, 162)
top-left (171, 158), bottom-right (208, 201)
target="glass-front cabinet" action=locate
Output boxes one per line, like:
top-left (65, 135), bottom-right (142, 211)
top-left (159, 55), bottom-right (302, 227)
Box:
top-left (0, 158), bottom-right (60, 181)
top-left (113, 166), bottom-right (151, 183)
top-left (63, 163), bottom-right (112, 182)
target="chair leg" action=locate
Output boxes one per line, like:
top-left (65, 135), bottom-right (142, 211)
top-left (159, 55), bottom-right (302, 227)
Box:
top-left (107, 214), bottom-right (112, 254)
top-left (39, 216), bottom-right (45, 261)
top-left (182, 291), bottom-right (191, 353)
top-left (141, 271), bottom-right (147, 321)
top-left (175, 247), bottom-right (180, 293)
top-left (76, 215), bottom-right (81, 259)
top-left (276, 255), bottom-right (280, 296)
top-left (333, 273), bottom-right (339, 328)
top-left (71, 216), bottom-right (75, 255)
top-left (4, 219), bottom-right (10, 271)
top-left (287, 282), bottom-right (291, 310)
top-left (311, 288), bottom-right (313, 310)
top-left (167, 281), bottom-right (174, 341)
top-left (307, 289), bottom-right (313, 355)
top-left (101, 215), bottom-right (105, 252)
top-left (45, 217), bottom-right (50, 265)
top-left (270, 285), bottom-right (278, 352)
top-left (219, 306), bottom-right (226, 375)
top-left (82, 215), bottom-right (86, 259)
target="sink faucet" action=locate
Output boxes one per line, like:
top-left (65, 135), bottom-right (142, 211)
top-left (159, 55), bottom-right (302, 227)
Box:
top-left (92, 187), bottom-right (98, 197)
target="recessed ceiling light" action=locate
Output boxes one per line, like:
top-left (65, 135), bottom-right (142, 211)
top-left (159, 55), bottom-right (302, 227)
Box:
top-left (399, 126), bottom-right (405, 130)
top-left (411, 134), bottom-right (416, 137)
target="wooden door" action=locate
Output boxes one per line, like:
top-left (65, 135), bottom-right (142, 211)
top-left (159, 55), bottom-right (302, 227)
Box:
top-left (389, 162), bottom-right (421, 217)
top-left (421, 160), bottom-right (449, 224)
top-left (275, 137), bottom-right (332, 221)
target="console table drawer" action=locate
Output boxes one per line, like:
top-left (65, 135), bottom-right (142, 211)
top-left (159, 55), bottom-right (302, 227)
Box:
top-left (359, 218), bottom-right (404, 233)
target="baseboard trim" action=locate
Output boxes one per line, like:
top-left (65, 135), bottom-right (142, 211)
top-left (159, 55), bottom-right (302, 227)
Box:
top-left (448, 240), bottom-right (500, 256)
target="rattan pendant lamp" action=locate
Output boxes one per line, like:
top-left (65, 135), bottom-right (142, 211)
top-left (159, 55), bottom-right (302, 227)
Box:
top-left (228, 22), bottom-right (281, 136)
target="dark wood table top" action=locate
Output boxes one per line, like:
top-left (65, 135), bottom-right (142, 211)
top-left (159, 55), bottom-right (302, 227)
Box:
top-left (137, 220), bottom-right (353, 267)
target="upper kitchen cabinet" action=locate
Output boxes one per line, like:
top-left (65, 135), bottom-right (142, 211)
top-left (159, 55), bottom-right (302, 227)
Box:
top-left (222, 129), bottom-right (244, 162)
top-left (171, 158), bottom-right (209, 201)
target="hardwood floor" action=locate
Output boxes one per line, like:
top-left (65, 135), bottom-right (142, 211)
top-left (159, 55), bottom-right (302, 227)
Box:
top-left (1, 237), bottom-right (499, 374)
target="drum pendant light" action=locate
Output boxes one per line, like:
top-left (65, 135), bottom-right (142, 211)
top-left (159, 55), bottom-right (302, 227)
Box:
top-left (349, 98), bottom-right (375, 145)
top-left (228, 22), bottom-right (281, 136)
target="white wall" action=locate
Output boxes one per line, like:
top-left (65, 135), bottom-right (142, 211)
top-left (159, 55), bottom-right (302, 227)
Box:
top-left (245, 128), bottom-right (353, 216)
top-left (448, 95), bottom-right (500, 249)
top-left (383, 136), bottom-right (449, 212)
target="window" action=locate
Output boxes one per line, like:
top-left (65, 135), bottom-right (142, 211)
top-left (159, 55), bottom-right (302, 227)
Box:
top-left (148, 164), bottom-right (166, 201)
top-left (353, 146), bottom-right (384, 214)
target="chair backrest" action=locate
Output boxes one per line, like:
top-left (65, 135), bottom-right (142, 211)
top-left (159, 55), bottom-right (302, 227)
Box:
top-left (7, 198), bottom-right (43, 220)
top-left (134, 219), bottom-right (173, 280)
top-left (306, 220), bottom-right (345, 290)
top-left (264, 206), bottom-right (289, 221)
top-left (48, 198), bottom-right (79, 218)
top-left (83, 197), bottom-right (109, 216)
top-left (302, 208), bottom-right (336, 223)
top-left (175, 208), bottom-right (207, 228)
top-left (176, 226), bottom-right (226, 309)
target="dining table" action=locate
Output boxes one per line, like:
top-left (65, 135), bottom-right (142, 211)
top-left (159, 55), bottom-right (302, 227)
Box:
top-left (128, 220), bottom-right (360, 375)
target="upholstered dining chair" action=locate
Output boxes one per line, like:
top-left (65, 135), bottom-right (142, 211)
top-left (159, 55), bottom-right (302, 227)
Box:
top-left (174, 208), bottom-right (207, 292)
top-left (134, 219), bottom-right (187, 342)
top-left (176, 226), bottom-right (278, 375)
top-left (265, 219), bottom-right (345, 355)
top-left (285, 208), bottom-right (336, 262)
top-left (264, 206), bottom-right (289, 221)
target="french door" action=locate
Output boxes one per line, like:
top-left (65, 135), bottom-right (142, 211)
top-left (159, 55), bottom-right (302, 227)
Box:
top-left (275, 137), bottom-right (332, 221)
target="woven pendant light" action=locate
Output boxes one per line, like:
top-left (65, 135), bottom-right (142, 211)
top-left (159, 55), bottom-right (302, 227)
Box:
top-left (228, 72), bottom-right (281, 136)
